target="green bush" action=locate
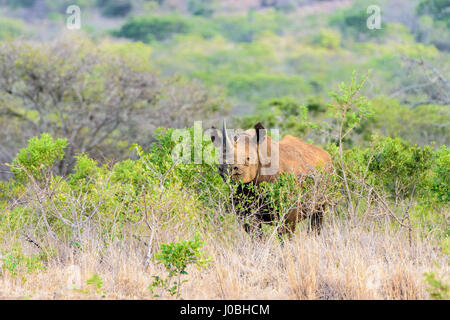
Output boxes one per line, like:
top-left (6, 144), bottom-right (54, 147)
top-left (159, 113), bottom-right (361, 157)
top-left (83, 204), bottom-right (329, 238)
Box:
top-left (367, 136), bottom-right (435, 201)
top-left (98, 0), bottom-right (132, 17)
top-left (187, 0), bottom-right (217, 17)
top-left (112, 10), bottom-right (288, 44)
top-left (0, 16), bottom-right (28, 40)
top-left (68, 154), bottom-right (104, 193)
top-left (338, 134), bottom-right (447, 213)
top-left (417, 0), bottom-right (450, 27)
top-left (10, 133), bottom-right (67, 183)
top-left (2, 0), bottom-right (36, 8)
top-left (424, 271), bottom-right (450, 300)
top-left (330, 1), bottom-right (388, 42)
top-left (234, 96), bottom-right (314, 138)
top-left (112, 15), bottom-right (192, 42)
top-left (150, 234), bottom-right (211, 298)
top-left (215, 10), bottom-right (287, 43)
top-left (428, 145), bottom-right (449, 204)
top-left (86, 273), bottom-right (105, 294)
top-left (224, 73), bottom-right (310, 102)
top-left (415, 0), bottom-right (450, 50)
top-left (311, 29), bottom-right (341, 50)
top-left (133, 126), bottom-right (227, 208)
top-left (1, 247), bottom-right (46, 278)
top-left (369, 98), bottom-right (449, 146)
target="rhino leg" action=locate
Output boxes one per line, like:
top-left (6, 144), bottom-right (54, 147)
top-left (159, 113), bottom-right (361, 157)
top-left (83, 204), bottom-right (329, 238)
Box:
top-left (277, 214), bottom-right (298, 239)
top-left (243, 220), bottom-right (263, 238)
top-left (309, 205), bottom-right (325, 235)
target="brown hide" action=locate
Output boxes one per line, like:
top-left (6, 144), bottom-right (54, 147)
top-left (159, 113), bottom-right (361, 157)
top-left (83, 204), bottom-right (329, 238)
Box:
top-left (228, 123), bottom-right (332, 236)
top-left (256, 134), bottom-right (332, 183)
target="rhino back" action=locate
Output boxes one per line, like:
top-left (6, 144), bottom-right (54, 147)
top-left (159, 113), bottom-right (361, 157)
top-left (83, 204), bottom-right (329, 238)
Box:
top-left (278, 135), bottom-right (331, 175)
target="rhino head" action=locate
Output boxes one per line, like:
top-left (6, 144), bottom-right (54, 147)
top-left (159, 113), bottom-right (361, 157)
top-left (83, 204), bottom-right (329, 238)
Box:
top-left (210, 121), bottom-right (269, 183)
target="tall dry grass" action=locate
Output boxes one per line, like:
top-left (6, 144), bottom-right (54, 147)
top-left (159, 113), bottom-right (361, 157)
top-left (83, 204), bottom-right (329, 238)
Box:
top-left (0, 215), bottom-right (446, 300)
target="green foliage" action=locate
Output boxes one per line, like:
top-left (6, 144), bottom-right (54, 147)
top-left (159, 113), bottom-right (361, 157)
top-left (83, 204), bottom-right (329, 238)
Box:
top-left (1, 248), bottom-right (46, 277)
top-left (337, 134), bottom-right (443, 208)
top-left (311, 29), bottom-right (341, 50)
top-left (0, 3), bottom-right (448, 298)
top-left (123, 6), bottom-right (447, 120)
top-left (86, 273), bottom-right (104, 294)
top-left (150, 234), bottom-right (211, 298)
top-left (330, 1), bottom-right (387, 41)
top-left (113, 10), bottom-right (288, 44)
top-left (187, 0), bottom-right (217, 17)
top-left (320, 71), bottom-right (374, 147)
top-left (424, 272), bottom-right (450, 300)
top-left (112, 15), bottom-right (192, 42)
top-left (0, 35), bottom-right (163, 174)
top-left (260, 173), bottom-right (299, 216)
top-left (111, 158), bottom-right (147, 187)
top-left (133, 126), bottom-right (227, 208)
top-left (2, 0), bottom-right (36, 8)
top-left (69, 154), bottom-right (99, 183)
top-left (68, 154), bottom-right (102, 192)
top-left (0, 179), bottom-right (22, 202)
top-left (10, 133), bottom-right (67, 183)
top-left (0, 16), bottom-right (28, 40)
top-left (368, 136), bottom-right (435, 201)
top-left (99, 40), bottom-right (153, 69)
top-left (1, 36), bottom-right (226, 175)
top-left (329, 71), bottom-right (374, 134)
top-left (98, 0), bottom-right (132, 17)
top-left (428, 145), bottom-right (449, 203)
top-left (214, 10), bottom-right (288, 43)
top-left (225, 73), bottom-right (310, 102)
top-left (235, 96), bottom-right (322, 138)
top-left (417, 0), bottom-right (450, 27)
top-left (415, 0), bottom-right (450, 50)
top-left (369, 98), bottom-right (449, 146)
top-left (1, 128), bottom-right (230, 249)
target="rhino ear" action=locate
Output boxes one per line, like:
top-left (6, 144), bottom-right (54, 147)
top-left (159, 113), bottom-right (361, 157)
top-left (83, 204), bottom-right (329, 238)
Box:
top-left (207, 126), bottom-right (222, 147)
top-left (254, 122), bottom-right (266, 144)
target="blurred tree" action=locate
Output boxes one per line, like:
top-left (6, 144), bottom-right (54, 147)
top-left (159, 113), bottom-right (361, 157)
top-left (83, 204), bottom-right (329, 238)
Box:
top-left (98, 0), bottom-right (132, 17)
top-left (367, 136), bottom-right (435, 204)
top-left (395, 57), bottom-right (450, 107)
top-left (2, 0), bottom-right (36, 8)
top-left (415, 0), bottom-right (450, 51)
top-left (311, 28), bottom-right (341, 50)
top-left (187, 0), bottom-right (217, 17)
top-left (0, 16), bottom-right (28, 40)
top-left (233, 96), bottom-right (317, 138)
top-left (0, 35), bottom-right (227, 177)
top-left (112, 14), bottom-right (192, 42)
top-left (330, 1), bottom-right (388, 42)
top-left (417, 0), bottom-right (450, 27)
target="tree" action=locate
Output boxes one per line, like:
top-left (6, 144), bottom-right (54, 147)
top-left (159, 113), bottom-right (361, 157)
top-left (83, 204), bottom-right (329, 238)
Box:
top-left (0, 35), bottom-right (227, 178)
top-left (417, 0), bottom-right (450, 27)
top-left (187, 0), bottom-right (217, 17)
top-left (0, 35), bottom-right (159, 175)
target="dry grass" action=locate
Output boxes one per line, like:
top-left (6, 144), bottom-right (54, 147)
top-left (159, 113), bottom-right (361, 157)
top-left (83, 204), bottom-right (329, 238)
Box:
top-left (0, 217), bottom-right (446, 300)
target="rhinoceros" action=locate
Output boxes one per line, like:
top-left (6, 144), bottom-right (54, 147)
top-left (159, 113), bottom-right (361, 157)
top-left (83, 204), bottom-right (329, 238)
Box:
top-left (210, 121), bottom-right (332, 236)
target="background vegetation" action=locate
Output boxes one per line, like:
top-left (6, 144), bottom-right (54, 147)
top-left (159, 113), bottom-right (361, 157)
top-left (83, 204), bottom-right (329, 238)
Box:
top-left (0, 0), bottom-right (448, 299)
